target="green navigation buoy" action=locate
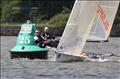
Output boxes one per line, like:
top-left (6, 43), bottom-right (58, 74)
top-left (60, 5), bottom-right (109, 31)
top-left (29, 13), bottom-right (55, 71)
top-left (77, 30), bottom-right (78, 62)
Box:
top-left (10, 20), bottom-right (48, 59)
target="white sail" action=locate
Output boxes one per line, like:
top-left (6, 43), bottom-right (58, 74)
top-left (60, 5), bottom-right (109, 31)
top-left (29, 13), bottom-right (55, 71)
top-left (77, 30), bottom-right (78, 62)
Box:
top-left (55, 0), bottom-right (119, 61)
top-left (88, 1), bottom-right (119, 41)
top-left (56, 1), bottom-right (98, 60)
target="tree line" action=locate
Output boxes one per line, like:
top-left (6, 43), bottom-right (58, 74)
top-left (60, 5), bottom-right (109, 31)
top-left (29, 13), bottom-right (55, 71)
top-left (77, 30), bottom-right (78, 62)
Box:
top-left (1, 0), bottom-right (120, 27)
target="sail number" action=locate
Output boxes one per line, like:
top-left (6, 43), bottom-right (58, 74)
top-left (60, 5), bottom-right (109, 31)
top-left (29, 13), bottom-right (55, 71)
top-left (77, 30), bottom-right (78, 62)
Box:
top-left (19, 36), bottom-right (30, 44)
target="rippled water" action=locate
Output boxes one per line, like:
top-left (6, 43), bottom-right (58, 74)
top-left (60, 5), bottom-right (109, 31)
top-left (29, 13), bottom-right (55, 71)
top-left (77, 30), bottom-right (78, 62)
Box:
top-left (1, 36), bottom-right (120, 79)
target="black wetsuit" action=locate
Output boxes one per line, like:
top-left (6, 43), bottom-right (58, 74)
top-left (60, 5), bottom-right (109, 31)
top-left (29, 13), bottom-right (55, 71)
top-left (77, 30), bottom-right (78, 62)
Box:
top-left (40, 31), bottom-right (55, 47)
top-left (34, 34), bottom-right (44, 46)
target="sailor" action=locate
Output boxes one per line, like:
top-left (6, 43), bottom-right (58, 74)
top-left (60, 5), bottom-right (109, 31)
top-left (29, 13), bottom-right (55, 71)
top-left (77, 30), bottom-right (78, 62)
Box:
top-left (34, 29), bottom-right (43, 45)
top-left (40, 27), bottom-right (55, 47)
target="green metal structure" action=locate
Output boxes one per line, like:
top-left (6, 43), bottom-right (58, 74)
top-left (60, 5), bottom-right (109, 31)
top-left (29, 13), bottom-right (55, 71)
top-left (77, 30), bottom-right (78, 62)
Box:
top-left (10, 20), bottom-right (48, 59)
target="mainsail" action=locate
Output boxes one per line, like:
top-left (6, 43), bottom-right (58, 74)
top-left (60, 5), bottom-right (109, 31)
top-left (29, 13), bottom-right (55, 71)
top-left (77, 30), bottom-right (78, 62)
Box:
top-left (57, 1), bottom-right (98, 56)
top-left (56, 0), bottom-right (119, 61)
top-left (88, 1), bottom-right (119, 41)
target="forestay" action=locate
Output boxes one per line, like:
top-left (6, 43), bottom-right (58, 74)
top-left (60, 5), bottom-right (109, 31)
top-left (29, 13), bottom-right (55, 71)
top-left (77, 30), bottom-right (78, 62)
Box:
top-left (88, 1), bottom-right (119, 41)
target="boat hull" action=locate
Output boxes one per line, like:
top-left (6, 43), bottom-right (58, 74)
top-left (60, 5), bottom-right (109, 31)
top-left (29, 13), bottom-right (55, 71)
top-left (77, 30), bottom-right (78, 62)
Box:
top-left (10, 45), bottom-right (48, 59)
top-left (55, 53), bottom-right (86, 62)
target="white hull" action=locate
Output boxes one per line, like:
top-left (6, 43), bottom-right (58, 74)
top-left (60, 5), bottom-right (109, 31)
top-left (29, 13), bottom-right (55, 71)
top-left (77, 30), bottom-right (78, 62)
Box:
top-left (55, 53), bottom-right (86, 62)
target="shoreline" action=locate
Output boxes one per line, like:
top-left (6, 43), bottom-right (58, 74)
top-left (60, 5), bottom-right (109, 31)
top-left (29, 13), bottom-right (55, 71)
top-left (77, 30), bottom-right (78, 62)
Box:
top-left (0, 26), bottom-right (64, 36)
top-left (0, 24), bottom-right (120, 37)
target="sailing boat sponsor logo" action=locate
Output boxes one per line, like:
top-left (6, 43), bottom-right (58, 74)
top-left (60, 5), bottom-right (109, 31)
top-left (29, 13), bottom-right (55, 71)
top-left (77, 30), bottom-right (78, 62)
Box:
top-left (96, 5), bottom-right (110, 31)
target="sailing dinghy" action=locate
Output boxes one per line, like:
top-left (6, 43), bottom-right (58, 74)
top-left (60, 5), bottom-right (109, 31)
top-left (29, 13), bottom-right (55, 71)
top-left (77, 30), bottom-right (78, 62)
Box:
top-left (55, 0), bottom-right (119, 62)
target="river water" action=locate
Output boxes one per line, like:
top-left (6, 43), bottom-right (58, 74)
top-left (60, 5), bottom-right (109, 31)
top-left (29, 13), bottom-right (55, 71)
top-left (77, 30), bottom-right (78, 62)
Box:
top-left (1, 36), bottom-right (120, 79)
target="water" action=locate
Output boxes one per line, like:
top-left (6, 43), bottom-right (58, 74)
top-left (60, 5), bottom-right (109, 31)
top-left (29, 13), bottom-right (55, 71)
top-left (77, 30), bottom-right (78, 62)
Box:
top-left (1, 36), bottom-right (120, 79)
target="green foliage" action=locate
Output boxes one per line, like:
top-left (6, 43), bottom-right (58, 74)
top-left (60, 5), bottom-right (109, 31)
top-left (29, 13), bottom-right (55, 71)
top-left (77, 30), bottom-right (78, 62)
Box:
top-left (1, 0), bottom-right (120, 27)
top-left (1, 0), bottom-right (74, 25)
top-left (1, 0), bottom-right (22, 23)
top-left (47, 8), bottom-right (70, 27)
